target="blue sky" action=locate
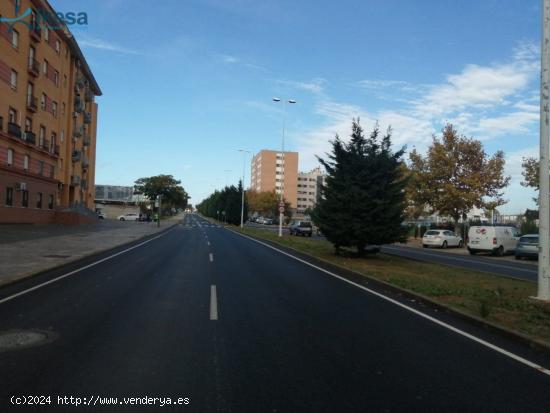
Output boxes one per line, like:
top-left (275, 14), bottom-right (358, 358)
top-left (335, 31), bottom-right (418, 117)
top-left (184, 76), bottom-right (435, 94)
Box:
top-left (52, 0), bottom-right (541, 212)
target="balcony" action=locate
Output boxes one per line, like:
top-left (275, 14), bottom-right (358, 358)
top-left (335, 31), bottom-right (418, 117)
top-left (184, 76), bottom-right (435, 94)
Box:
top-left (82, 135), bottom-right (91, 147)
top-left (54, 145), bottom-right (60, 156)
top-left (29, 25), bottom-right (41, 42)
top-left (28, 58), bottom-right (40, 77)
top-left (74, 100), bottom-right (84, 114)
top-left (26, 95), bottom-right (38, 113)
top-left (7, 122), bottom-right (22, 138)
top-left (23, 131), bottom-right (36, 145)
top-left (83, 112), bottom-right (92, 124)
top-left (75, 76), bottom-right (85, 90)
top-left (42, 138), bottom-right (50, 151)
top-left (72, 126), bottom-right (83, 139)
top-left (72, 150), bottom-right (81, 163)
top-left (70, 175), bottom-right (81, 187)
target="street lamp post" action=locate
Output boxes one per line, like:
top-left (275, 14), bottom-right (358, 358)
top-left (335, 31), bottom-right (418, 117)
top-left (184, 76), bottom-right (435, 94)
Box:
top-left (538, 0), bottom-right (550, 301)
top-left (238, 149), bottom-right (251, 228)
top-left (272, 97), bottom-right (296, 237)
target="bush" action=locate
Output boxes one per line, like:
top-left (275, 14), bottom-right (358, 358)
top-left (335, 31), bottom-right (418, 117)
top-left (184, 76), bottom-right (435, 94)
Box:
top-left (520, 219), bottom-right (538, 235)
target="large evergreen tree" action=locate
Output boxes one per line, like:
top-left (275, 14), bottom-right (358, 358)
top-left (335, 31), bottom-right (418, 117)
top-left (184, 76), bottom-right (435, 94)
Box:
top-left (313, 119), bottom-right (407, 255)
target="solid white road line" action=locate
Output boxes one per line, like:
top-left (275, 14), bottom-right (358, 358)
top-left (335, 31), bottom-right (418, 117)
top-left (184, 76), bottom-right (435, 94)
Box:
top-left (0, 227), bottom-right (177, 306)
top-left (209, 253), bottom-right (214, 262)
top-left (229, 229), bottom-right (550, 376)
top-left (210, 285), bottom-right (218, 320)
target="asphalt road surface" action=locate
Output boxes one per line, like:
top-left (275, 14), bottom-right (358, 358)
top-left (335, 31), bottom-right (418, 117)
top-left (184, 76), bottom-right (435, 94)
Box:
top-left (0, 213), bottom-right (549, 412)
top-left (381, 244), bottom-right (537, 282)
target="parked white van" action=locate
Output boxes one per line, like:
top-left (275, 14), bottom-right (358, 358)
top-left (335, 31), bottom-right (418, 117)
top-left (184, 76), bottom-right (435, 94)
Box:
top-left (467, 226), bottom-right (520, 256)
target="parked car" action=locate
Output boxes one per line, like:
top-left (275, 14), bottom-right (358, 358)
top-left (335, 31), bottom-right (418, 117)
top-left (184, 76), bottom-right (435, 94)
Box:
top-left (289, 221), bottom-right (313, 236)
top-left (515, 234), bottom-right (539, 260)
top-left (96, 211), bottom-right (106, 220)
top-left (467, 225), bottom-right (520, 256)
top-left (117, 213), bottom-right (139, 221)
top-left (422, 229), bottom-right (463, 249)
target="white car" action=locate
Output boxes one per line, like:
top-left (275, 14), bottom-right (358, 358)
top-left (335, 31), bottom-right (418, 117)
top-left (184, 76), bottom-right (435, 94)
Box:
top-left (422, 229), bottom-right (463, 249)
top-left (117, 213), bottom-right (139, 221)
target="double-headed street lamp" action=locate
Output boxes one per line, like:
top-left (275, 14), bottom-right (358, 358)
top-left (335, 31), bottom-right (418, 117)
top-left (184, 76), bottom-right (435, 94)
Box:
top-left (272, 97), bottom-right (296, 237)
top-left (238, 149), bottom-right (251, 228)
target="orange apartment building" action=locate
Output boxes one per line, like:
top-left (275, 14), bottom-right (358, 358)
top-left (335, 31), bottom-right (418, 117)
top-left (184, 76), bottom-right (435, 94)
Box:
top-left (0, 0), bottom-right (101, 224)
top-left (250, 149), bottom-right (298, 209)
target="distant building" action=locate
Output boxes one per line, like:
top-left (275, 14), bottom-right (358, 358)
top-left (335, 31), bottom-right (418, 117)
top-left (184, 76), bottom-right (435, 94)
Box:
top-left (250, 149), bottom-right (298, 208)
top-left (296, 167), bottom-right (325, 217)
top-left (94, 184), bottom-right (149, 219)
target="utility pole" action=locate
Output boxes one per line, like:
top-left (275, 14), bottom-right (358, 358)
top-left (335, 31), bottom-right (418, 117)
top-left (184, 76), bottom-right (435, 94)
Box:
top-left (156, 195), bottom-right (162, 228)
top-left (238, 149), bottom-right (251, 228)
top-left (538, 0), bottom-right (550, 301)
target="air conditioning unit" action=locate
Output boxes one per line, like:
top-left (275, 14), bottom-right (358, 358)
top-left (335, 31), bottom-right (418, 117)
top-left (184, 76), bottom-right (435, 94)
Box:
top-left (15, 182), bottom-right (27, 191)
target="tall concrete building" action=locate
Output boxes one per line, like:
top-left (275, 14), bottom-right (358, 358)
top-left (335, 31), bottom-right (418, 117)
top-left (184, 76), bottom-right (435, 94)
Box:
top-left (250, 149), bottom-right (298, 208)
top-left (296, 166), bottom-right (325, 216)
top-left (0, 0), bottom-right (101, 223)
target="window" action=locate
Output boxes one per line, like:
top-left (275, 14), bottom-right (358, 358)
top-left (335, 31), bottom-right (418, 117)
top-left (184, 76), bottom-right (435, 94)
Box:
top-left (62, 102), bottom-right (66, 115)
top-left (8, 107), bottom-right (17, 123)
top-left (38, 161), bottom-right (44, 176)
top-left (39, 126), bottom-right (45, 147)
top-left (7, 149), bottom-right (13, 166)
top-left (41, 94), bottom-right (46, 110)
top-left (48, 194), bottom-right (54, 209)
top-left (5, 187), bottom-right (13, 207)
top-left (27, 82), bottom-right (34, 104)
top-left (23, 155), bottom-right (29, 171)
top-left (51, 132), bottom-right (57, 151)
top-left (24, 117), bottom-right (32, 132)
top-left (55, 39), bottom-right (60, 54)
top-left (54, 70), bottom-right (59, 86)
top-left (49, 164), bottom-right (55, 178)
top-left (43, 60), bottom-right (48, 75)
top-left (10, 70), bottom-right (17, 90)
top-left (52, 101), bottom-right (57, 117)
top-left (29, 46), bottom-right (35, 63)
top-left (11, 29), bottom-right (18, 48)
top-left (44, 27), bottom-right (49, 42)
top-left (22, 190), bottom-right (28, 208)
top-left (36, 192), bottom-right (42, 209)
top-left (63, 75), bottom-right (67, 87)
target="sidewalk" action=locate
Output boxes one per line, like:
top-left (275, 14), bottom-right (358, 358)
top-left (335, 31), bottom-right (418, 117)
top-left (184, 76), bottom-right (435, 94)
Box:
top-left (0, 214), bottom-right (184, 287)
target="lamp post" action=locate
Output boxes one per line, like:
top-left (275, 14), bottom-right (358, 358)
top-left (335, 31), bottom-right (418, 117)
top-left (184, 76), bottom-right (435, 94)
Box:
top-left (538, 0), bottom-right (550, 301)
top-left (238, 149), bottom-right (251, 228)
top-left (272, 97), bottom-right (296, 237)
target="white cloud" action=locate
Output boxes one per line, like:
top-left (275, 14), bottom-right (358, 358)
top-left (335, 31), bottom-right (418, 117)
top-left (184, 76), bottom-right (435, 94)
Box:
top-left (278, 78), bottom-right (327, 95)
top-left (77, 36), bottom-right (144, 55)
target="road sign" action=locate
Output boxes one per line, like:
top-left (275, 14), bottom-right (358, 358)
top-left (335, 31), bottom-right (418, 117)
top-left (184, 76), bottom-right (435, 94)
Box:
top-left (278, 206), bottom-right (285, 213)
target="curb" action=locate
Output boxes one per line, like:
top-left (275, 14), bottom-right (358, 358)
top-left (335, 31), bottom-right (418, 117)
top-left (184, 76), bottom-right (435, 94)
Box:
top-left (229, 227), bottom-right (550, 356)
top-left (0, 218), bottom-right (183, 290)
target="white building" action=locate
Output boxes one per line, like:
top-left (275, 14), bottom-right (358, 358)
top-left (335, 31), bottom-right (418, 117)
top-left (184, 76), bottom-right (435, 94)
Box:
top-left (296, 167), bottom-right (325, 217)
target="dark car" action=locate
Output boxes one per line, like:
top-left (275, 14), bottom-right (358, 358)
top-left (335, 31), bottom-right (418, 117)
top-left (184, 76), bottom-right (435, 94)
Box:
top-left (289, 221), bottom-right (313, 237)
top-left (515, 234), bottom-right (538, 260)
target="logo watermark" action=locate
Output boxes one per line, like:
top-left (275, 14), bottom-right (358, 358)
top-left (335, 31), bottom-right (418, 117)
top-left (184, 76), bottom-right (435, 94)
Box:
top-left (0, 1), bottom-right (88, 32)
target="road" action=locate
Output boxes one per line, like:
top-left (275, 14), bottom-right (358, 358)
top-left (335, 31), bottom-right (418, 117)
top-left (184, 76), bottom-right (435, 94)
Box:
top-left (0, 213), bottom-right (549, 412)
top-left (245, 223), bottom-right (538, 282)
top-left (381, 244), bottom-right (538, 282)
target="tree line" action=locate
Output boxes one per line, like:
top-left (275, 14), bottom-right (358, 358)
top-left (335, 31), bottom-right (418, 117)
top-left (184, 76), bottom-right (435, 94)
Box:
top-left (196, 181), bottom-right (247, 225)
